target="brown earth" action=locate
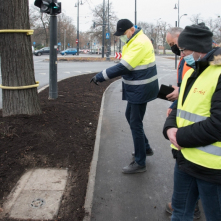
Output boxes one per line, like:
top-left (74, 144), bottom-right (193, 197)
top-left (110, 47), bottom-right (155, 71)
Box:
top-left (0, 73), bottom-right (119, 221)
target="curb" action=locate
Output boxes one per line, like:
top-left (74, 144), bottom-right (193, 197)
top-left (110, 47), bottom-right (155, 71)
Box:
top-left (83, 79), bottom-right (121, 221)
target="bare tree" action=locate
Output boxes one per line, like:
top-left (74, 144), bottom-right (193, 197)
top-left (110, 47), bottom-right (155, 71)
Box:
top-left (158, 21), bottom-right (171, 54)
top-left (89, 2), bottom-right (118, 48)
top-left (29, 5), bottom-right (50, 46)
top-left (0, 0), bottom-right (41, 116)
top-left (189, 14), bottom-right (202, 25)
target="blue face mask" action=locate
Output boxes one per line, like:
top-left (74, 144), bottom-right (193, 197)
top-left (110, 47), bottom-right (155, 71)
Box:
top-left (120, 34), bottom-right (128, 43)
top-left (184, 52), bottom-right (195, 66)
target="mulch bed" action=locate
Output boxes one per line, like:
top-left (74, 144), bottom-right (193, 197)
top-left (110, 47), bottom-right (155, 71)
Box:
top-left (0, 73), bottom-right (119, 221)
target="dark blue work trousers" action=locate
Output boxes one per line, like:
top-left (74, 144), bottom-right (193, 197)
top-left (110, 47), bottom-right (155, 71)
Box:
top-left (125, 102), bottom-right (150, 166)
top-left (171, 163), bottom-right (221, 221)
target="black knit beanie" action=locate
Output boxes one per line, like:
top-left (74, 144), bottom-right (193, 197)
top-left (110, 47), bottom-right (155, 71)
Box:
top-left (178, 23), bottom-right (213, 53)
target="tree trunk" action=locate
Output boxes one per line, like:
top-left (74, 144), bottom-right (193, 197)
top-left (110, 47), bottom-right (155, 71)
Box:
top-left (0, 0), bottom-right (41, 117)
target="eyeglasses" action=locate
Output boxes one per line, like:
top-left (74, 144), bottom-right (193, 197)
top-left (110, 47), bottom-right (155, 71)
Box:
top-left (179, 48), bottom-right (186, 53)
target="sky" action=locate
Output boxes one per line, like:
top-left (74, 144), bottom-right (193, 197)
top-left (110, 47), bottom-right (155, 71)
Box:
top-left (29, 0), bottom-right (221, 32)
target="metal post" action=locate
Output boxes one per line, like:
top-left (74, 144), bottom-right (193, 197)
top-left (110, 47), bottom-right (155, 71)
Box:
top-left (106, 0), bottom-right (110, 61)
top-left (64, 29), bottom-right (66, 50)
top-left (102, 0), bottom-right (105, 58)
top-left (175, 21), bottom-right (177, 70)
top-left (114, 35), bottom-right (115, 55)
top-left (119, 40), bottom-right (121, 53)
top-left (135, 0), bottom-right (137, 25)
top-left (49, 0), bottom-right (58, 99)
top-left (77, 0), bottom-right (79, 55)
top-left (178, 0), bottom-right (180, 27)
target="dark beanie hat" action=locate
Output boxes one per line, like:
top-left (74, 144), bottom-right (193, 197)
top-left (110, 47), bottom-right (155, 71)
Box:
top-left (178, 23), bottom-right (213, 53)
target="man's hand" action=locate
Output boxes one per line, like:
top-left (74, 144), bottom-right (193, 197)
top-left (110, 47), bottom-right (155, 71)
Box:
top-left (166, 86), bottom-right (179, 101)
top-left (167, 108), bottom-right (172, 117)
top-left (167, 128), bottom-right (183, 150)
top-left (90, 76), bottom-right (99, 85)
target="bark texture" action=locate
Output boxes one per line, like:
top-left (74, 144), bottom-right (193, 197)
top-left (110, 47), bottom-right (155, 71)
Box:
top-left (0, 0), bottom-right (41, 116)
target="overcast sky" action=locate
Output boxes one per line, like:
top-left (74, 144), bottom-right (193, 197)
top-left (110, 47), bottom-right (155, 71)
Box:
top-left (29, 0), bottom-right (221, 32)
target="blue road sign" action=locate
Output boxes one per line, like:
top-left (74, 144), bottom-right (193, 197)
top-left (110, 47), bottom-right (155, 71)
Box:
top-left (33, 42), bottom-right (36, 45)
top-left (58, 42), bottom-right (61, 46)
top-left (68, 43), bottom-right (70, 46)
top-left (106, 33), bottom-right (110, 39)
top-left (134, 25), bottom-right (137, 28)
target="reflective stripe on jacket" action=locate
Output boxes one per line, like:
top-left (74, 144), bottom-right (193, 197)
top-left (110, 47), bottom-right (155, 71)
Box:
top-left (171, 66), bottom-right (221, 169)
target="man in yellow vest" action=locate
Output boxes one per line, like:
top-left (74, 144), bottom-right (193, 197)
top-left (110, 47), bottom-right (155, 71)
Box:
top-left (90, 19), bottom-right (159, 173)
top-left (163, 23), bottom-right (221, 220)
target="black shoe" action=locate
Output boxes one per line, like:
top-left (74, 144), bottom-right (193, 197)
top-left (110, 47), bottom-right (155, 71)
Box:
top-left (122, 161), bottom-right (146, 174)
top-left (132, 148), bottom-right (154, 157)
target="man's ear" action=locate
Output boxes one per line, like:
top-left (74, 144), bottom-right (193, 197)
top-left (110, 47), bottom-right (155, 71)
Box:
top-left (131, 26), bottom-right (135, 33)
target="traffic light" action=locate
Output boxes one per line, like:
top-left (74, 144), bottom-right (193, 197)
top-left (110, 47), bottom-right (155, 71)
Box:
top-left (34, 0), bottom-right (61, 15)
top-left (50, 2), bottom-right (61, 15)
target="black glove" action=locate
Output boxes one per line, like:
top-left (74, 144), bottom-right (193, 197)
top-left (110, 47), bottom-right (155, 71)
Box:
top-left (90, 76), bottom-right (99, 85)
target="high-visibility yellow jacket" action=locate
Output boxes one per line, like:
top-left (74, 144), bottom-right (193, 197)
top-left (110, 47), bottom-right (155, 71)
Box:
top-left (96, 28), bottom-right (159, 104)
top-left (171, 65), bottom-right (221, 169)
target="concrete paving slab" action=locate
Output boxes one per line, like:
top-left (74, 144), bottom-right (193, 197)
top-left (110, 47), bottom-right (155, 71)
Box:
top-left (10, 190), bottom-right (64, 220)
top-left (2, 168), bottom-right (68, 220)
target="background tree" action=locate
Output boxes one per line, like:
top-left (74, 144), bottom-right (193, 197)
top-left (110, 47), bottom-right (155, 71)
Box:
top-left (89, 2), bottom-right (118, 50)
top-left (57, 14), bottom-right (77, 50)
top-left (29, 5), bottom-right (50, 47)
top-left (0, 0), bottom-right (41, 116)
top-left (158, 21), bottom-right (171, 54)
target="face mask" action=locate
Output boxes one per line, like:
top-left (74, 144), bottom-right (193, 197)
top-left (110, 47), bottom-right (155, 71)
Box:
top-left (171, 44), bottom-right (180, 56)
top-left (184, 52), bottom-right (195, 66)
top-left (120, 34), bottom-right (128, 43)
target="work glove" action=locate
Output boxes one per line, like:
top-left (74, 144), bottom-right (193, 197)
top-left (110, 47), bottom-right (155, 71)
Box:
top-left (90, 76), bottom-right (99, 85)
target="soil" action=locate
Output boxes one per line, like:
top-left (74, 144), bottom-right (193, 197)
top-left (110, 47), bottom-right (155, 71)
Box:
top-left (0, 73), bottom-right (119, 221)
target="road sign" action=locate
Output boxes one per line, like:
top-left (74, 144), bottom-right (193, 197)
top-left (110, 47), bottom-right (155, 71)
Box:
top-left (76, 39), bottom-right (78, 44)
top-left (106, 33), bottom-right (110, 39)
top-left (33, 42), bottom-right (36, 45)
top-left (68, 43), bottom-right (70, 46)
top-left (57, 42), bottom-right (61, 46)
top-left (115, 52), bottom-right (122, 59)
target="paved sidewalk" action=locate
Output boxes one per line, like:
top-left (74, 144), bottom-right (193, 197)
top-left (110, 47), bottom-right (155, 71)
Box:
top-left (84, 79), bottom-right (206, 221)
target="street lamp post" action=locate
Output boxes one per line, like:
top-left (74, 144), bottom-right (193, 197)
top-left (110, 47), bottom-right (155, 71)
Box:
top-left (102, 0), bottom-right (105, 58)
top-left (106, 0), bottom-right (110, 61)
top-left (179, 14), bottom-right (187, 26)
top-left (75, 0), bottom-right (83, 55)
top-left (135, 0), bottom-right (137, 25)
top-left (174, 0), bottom-right (180, 27)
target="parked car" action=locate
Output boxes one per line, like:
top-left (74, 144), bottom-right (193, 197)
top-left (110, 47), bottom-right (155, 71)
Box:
top-left (34, 47), bottom-right (50, 56)
top-left (60, 48), bottom-right (77, 56)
